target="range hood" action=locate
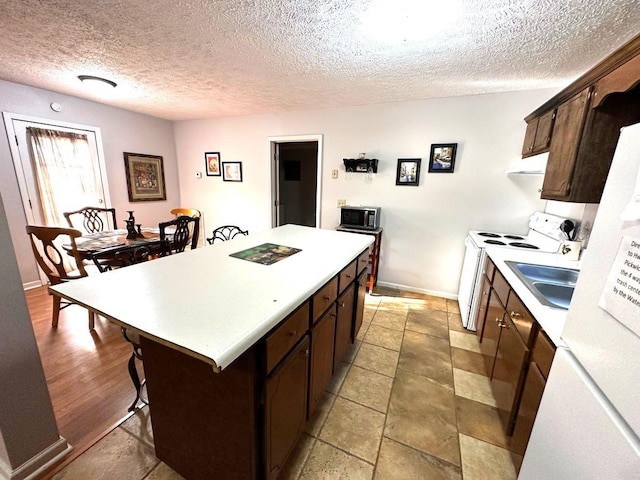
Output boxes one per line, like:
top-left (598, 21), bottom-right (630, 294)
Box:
top-left (505, 153), bottom-right (548, 175)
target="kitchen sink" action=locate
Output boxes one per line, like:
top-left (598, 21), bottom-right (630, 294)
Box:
top-left (505, 261), bottom-right (579, 310)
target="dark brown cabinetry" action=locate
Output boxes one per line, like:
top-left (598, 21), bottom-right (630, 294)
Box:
top-left (523, 33), bottom-right (640, 203)
top-left (476, 257), bottom-right (557, 450)
top-left (474, 275), bottom-right (491, 341)
top-left (491, 313), bottom-right (530, 433)
top-left (265, 336), bottom-right (310, 480)
top-left (309, 307), bottom-right (336, 415)
top-left (522, 109), bottom-right (555, 157)
top-left (334, 284), bottom-right (355, 370)
top-left (142, 247), bottom-right (370, 480)
top-left (353, 269), bottom-right (367, 340)
top-left (336, 227), bottom-right (381, 292)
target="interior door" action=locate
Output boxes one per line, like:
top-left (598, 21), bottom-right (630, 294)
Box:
top-left (270, 136), bottom-right (322, 228)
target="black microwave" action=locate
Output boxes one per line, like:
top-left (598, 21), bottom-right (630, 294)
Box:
top-left (340, 206), bottom-right (381, 230)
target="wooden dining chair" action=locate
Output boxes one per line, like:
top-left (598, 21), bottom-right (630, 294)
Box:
top-left (25, 225), bottom-right (96, 330)
top-left (170, 208), bottom-right (201, 219)
top-left (206, 225), bottom-right (249, 245)
top-left (91, 244), bottom-right (151, 411)
top-left (159, 215), bottom-right (200, 255)
top-left (63, 206), bottom-right (117, 233)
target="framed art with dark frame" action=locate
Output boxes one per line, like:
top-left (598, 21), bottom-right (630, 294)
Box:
top-left (428, 143), bottom-right (457, 173)
top-left (123, 152), bottom-right (167, 202)
top-left (205, 151), bottom-right (221, 176)
top-left (222, 161), bottom-right (243, 182)
top-left (395, 158), bottom-right (421, 186)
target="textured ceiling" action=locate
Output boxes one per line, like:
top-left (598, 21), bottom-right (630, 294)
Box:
top-left (1, 0), bottom-right (639, 120)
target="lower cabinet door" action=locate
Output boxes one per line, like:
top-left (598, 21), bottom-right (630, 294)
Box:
top-left (481, 289), bottom-right (505, 377)
top-left (309, 306), bottom-right (337, 416)
top-left (353, 270), bottom-right (367, 340)
top-left (334, 284), bottom-right (355, 370)
top-left (264, 335), bottom-right (310, 480)
top-left (491, 315), bottom-right (530, 433)
top-left (511, 361), bottom-right (546, 456)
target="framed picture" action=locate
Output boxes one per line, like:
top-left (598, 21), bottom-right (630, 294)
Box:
top-left (205, 151), bottom-right (221, 176)
top-left (222, 161), bottom-right (243, 182)
top-left (123, 152), bottom-right (166, 202)
top-left (395, 158), bottom-right (421, 186)
top-left (428, 143), bottom-right (457, 173)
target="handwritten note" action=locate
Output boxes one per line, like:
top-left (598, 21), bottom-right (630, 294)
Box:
top-left (599, 235), bottom-right (640, 336)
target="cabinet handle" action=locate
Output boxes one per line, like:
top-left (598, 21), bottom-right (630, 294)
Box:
top-left (495, 317), bottom-right (502, 324)
top-left (339, 302), bottom-right (345, 308)
top-left (304, 349), bottom-right (309, 357)
top-left (346, 274), bottom-right (352, 279)
top-left (323, 295), bottom-right (331, 300)
top-left (510, 311), bottom-right (521, 318)
top-left (289, 330), bottom-right (297, 337)
top-left (499, 322), bottom-right (508, 329)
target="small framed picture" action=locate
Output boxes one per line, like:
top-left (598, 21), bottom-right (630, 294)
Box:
top-left (428, 143), bottom-right (457, 173)
top-left (205, 152), bottom-right (221, 176)
top-left (123, 152), bottom-right (167, 202)
top-left (395, 158), bottom-right (421, 186)
top-left (222, 161), bottom-right (243, 182)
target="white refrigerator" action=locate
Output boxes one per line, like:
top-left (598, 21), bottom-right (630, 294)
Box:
top-left (519, 124), bottom-right (640, 479)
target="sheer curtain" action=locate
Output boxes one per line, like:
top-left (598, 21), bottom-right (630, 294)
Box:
top-left (27, 127), bottom-right (103, 227)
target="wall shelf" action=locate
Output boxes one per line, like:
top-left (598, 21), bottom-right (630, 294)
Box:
top-left (343, 158), bottom-right (378, 174)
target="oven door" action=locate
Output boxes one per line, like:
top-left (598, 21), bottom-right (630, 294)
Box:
top-left (457, 236), bottom-right (485, 330)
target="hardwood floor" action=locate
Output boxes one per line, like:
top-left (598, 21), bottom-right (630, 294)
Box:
top-left (25, 286), bottom-right (140, 469)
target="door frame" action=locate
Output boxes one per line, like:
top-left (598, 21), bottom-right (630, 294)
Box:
top-left (3, 112), bottom-right (111, 285)
top-left (268, 134), bottom-right (323, 229)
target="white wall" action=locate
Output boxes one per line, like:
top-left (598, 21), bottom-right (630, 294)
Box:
top-left (174, 89), bottom-right (556, 297)
top-left (0, 79), bottom-right (180, 285)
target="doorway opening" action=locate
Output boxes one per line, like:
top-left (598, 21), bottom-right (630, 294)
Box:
top-left (269, 134), bottom-right (323, 228)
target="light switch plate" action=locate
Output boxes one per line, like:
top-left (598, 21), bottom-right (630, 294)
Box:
top-left (195, 171), bottom-right (202, 179)
top-left (331, 169), bottom-right (338, 179)
top-left (337, 199), bottom-right (346, 207)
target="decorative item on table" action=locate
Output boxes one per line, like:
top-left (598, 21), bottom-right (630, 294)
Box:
top-left (428, 143), bottom-right (457, 173)
top-left (205, 152), bottom-right (221, 176)
top-left (395, 158), bottom-right (421, 186)
top-left (125, 211), bottom-right (139, 239)
top-left (123, 152), bottom-right (167, 202)
top-left (222, 161), bottom-right (243, 182)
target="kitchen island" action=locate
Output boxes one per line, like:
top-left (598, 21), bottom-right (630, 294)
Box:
top-left (50, 225), bottom-right (373, 480)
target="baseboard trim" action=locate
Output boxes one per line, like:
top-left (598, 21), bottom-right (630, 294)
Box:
top-left (375, 281), bottom-right (457, 300)
top-left (0, 437), bottom-right (72, 480)
top-left (22, 281), bottom-right (42, 291)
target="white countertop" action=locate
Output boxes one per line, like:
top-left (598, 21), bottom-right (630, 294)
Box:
top-left (50, 225), bottom-right (373, 371)
top-left (485, 247), bottom-right (582, 347)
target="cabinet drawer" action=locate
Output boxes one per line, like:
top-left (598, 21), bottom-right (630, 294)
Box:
top-left (265, 302), bottom-right (309, 374)
top-left (312, 277), bottom-right (338, 324)
top-left (532, 329), bottom-right (556, 379)
top-left (506, 292), bottom-right (536, 346)
top-left (356, 249), bottom-right (370, 274)
top-left (338, 260), bottom-right (357, 294)
top-left (492, 268), bottom-right (510, 307)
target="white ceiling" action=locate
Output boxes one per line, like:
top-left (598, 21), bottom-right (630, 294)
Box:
top-left (1, 0), bottom-right (639, 121)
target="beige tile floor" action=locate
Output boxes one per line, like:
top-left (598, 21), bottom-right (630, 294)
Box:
top-left (50, 287), bottom-right (524, 480)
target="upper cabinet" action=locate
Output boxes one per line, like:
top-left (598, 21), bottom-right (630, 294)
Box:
top-left (522, 34), bottom-right (640, 203)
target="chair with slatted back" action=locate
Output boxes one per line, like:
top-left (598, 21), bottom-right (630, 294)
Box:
top-left (63, 206), bottom-right (117, 233)
top-left (25, 225), bottom-right (96, 330)
top-left (206, 225), bottom-right (249, 245)
top-left (159, 215), bottom-right (200, 255)
top-left (91, 244), bottom-right (151, 411)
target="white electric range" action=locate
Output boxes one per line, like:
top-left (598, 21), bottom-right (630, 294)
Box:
top-left (458, 212), bottom-right (575, 330)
